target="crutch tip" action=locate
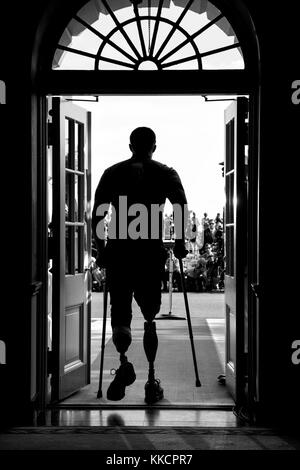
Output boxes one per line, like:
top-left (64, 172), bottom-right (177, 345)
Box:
top-left (97, 390), bottom-right (103, 398)
top-left (196, 379), bottom-right (201, 387)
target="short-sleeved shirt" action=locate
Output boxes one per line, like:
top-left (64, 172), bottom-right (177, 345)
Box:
top-left (92, 156), bottom-right (187, 250)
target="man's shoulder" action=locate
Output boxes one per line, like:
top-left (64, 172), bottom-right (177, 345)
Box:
top-left (150, 159), bottom-right (177, 175)
top-left (104, 158), bottom-right (132, 174)
top-left (104, 158), bottom-right (178, 177)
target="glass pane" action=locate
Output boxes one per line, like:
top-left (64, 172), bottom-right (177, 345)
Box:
top-left (110, 30), bottom-right (138, 59)
top-left (226, 119), bottom-right (234, 172)
top-left (74, 175), bottom-right (79, 222)
top-left (225, 225), bottom-right (234, 276)
top-left (65, 173), bottom-right (73, 221)
top-left (69, 120), bottom-right (75, 170)
top-left (225, 173), bottom-right (234, 225)
top-left (74, 122), bottom-right (79, 171)
top-left (68, 27), bottom-right (101, 56)
top-left (161, 43), bottom-right (198, 69)
top-left (65, 226), bottom-right (74, 274)
top-left (74, 227), bottom-right (79, 273)
top-left (194, 24), bottom-right (236, 56)
top-left (202, 47), bottom-right (244, 70)
top-left (54, 52), bottom-right (95, 70)
top-left (159, 29), bottom-right (188, 60)
top-left (226, 303), bottom-right (236, 365)
top-left (66, 172), bottom-right (84, 223)
top-left (65, 119), bottom-right (70, 168)
top-left (123, 22), bottom-right (144, 57)
top-left (163, 58), bottom-right (198, 70)
top-left (65, 119), bottom-right (75, 170)
top-left (101, 43), bottom-right (136, 66)
top-left (98, 61), bottom-right (133, 71)
top-left (77, 123), bottom-right (85, 171)
top-left (47, 147), bottom-right (53, 227)
top-left (180, 9), bottom-right (212, 36)
top-left (152, 22), bottom-right (174, 58)
top-left (75, 174), bottom-right (85, 222)
top-left (75, 226), bottom-right (84, 273)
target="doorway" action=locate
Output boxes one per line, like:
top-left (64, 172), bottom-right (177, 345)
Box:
top-left (46, 93), bottom-right (249, 408)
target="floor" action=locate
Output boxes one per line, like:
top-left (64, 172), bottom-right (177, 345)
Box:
top-left (46, 409), bottom-right (237, 427)
top-left (1, 296), bottom-right (299, 454)
top-left (1, 420), bottom-right (299, 451)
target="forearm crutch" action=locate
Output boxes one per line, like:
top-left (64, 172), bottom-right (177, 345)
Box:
top-left (179, 258), bottom-right (201, 387)
top-left (97, 268), bottom-right (108, 398)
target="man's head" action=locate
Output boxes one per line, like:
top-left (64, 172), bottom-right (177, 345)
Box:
top-left (129, 127), bottom-right (156, 157)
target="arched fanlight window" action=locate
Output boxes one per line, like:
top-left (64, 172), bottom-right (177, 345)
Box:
top-left (53, 0), bottom-right (244, 71)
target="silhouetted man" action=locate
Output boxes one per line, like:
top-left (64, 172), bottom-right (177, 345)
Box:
top-left (92, 127), bottom-right (188, 404)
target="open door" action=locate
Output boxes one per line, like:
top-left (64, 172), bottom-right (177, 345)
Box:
top-left (224, 97), bottom-right (248, 404)
top-left (51, 98), bottom-right (92, 402)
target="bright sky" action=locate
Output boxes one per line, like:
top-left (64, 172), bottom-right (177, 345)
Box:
top-left (79, 95), bottom-right (232, 221)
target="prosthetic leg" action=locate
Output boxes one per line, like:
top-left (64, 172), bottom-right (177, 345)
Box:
top-left (97, 269), bottom-right (136, 401)
top-left (112, 326), bottom-right (133, 374)
top-left (143, 320), bottom-right (164, 404)
top-left (106, 326), bottom-right (136, 401)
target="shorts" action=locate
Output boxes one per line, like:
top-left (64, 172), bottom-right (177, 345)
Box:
top-left (106, 241), bottom-right (167, 328)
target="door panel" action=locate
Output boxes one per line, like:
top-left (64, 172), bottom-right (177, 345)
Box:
top-left (224, 97), bottom-right (248, 403)
top-left (51, 98), bottom-right (91, 401)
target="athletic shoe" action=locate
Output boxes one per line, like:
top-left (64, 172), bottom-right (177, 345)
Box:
top-left (106, 361), bottom-right (136, 401)
top-left (144, 379), bottom-right (164, 405)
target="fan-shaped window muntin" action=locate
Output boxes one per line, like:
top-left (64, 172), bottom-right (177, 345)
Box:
top-left (53, 0), bottom-right (244, 71)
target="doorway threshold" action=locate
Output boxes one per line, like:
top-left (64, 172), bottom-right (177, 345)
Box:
top-left (45, 406), bottom-right (237, 427)
top-left (49, 403), bottom-right (233, 410)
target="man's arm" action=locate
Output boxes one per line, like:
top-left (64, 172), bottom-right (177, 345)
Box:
top-left (92, 169), bottom-right (111, 264)
top-left (166, 167), bottom-right (189, 258)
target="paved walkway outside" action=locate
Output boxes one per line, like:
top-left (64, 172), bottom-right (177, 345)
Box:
top-left (62, 292), bottom-right (232, 406)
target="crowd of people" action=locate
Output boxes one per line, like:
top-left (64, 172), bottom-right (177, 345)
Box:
top-left (91, 210), bottom-right (225, 294)
top-left (163, 211), bottom-right (225, 293)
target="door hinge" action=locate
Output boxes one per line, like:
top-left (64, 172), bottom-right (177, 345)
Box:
top-left (47, 122), bottom-right (54, 146)
top-left (251, 283), bottom-right (261, 298)
top-left (47, 348), bottom-right (54, 375)
top-left (30, 281), bottom-right (42, 297)
top-left (243, 122), bottom-right (249, 145)
top-left (243, 352), bottom-right (249, 383)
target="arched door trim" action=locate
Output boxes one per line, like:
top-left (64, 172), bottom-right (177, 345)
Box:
top-left (33, 0), bottom-right (260, 95)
